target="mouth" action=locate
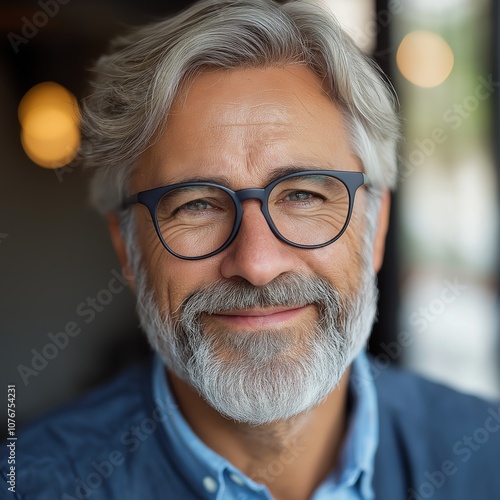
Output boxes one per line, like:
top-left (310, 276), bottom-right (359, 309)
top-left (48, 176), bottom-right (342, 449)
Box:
top-left (206, 305), bottom-right (315, 330)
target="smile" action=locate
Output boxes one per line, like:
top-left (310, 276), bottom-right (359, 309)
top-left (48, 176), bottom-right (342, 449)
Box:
top-left (207, 305), bottom-right (315, 330)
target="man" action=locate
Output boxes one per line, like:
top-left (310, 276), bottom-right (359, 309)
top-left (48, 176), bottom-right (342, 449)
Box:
top-left (2, 0), bottom-right (499, 499)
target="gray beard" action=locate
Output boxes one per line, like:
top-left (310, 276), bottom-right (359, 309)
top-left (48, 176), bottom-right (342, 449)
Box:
top-left (135, 269), bottom-right (378, 425)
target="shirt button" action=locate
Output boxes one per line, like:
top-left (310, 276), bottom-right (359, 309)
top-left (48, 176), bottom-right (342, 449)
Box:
top-left (202, 476), bottom-right (218, 493)
top-left (229, 473), bottom-right (245, 486)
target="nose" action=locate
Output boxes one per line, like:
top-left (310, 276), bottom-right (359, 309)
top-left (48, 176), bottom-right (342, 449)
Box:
top-left (219, 200), bottom-right (297, 286)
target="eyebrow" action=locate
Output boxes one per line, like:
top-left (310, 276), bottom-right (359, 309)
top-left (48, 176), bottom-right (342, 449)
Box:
top-left (265, 165), bottom-right (333, 184)
top-left (164, 165), bottom-right (338, 188)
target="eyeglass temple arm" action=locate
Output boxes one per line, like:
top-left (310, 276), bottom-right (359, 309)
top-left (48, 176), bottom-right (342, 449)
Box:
top-left (121, 194), bottom-right (139, 210)
top-left (362, 173), bottom-right (371, 187)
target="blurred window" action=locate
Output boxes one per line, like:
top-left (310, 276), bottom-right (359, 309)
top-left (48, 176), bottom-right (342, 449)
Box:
top-left (394, 0), bottom-right (499, 398)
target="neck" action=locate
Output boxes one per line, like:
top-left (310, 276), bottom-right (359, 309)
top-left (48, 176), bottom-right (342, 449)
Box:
top-left (168, 367), bottom-right (351, 500)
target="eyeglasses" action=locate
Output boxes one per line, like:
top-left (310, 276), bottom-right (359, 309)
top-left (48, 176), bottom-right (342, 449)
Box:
top-left (122, 170), bottom-right (369, 260)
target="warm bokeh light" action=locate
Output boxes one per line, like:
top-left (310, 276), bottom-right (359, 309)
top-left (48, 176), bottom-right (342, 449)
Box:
top-left (396, 31), bottom-right (455, 88)
top-left (21, 107), bottom-right (80, 168)
top-left (18, 82), bottom-right (80, 169)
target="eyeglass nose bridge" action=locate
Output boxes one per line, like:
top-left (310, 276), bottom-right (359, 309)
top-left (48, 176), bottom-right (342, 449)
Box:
top-left (234, 187), bottom-right (267, 203)
top-left (233, 187), bottom-right (272, 223)
top-left (230, 187), bottom-right (285, 244)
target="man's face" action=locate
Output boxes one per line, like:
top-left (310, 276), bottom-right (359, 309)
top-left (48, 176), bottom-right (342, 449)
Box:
top-left (122, 65), bottom-right (386, 423)
top-left (133, 65), bottom-right (369, 309)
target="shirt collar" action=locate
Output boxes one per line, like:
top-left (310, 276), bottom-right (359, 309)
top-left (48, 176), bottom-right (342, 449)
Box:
top-left (151, 355), bottom-right (268, 498)
top-left (333, 350), bottom-right (379, 498)
top-left (152, 350), bottom-right (378, 499)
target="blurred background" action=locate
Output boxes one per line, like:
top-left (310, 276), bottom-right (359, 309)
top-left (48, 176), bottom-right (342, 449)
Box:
top-left (1, 0), bottom-right (499, 435)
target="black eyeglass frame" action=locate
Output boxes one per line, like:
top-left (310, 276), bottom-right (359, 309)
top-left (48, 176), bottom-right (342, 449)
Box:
top-left (121, 170), bottom-right (369, 260)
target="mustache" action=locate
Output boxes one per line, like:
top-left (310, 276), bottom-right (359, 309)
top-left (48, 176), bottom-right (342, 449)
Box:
top-left (178, 272), bottom-right (343, 320)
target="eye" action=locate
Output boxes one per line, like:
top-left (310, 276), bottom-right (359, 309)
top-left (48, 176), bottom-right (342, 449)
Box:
top-left (280, 190), bottom-right (325, 205)
top-left (285, 191), bottom-right (316, 202)
top-left (172, 198), bottom-right (224, 218)
top-left (157, 186), bottom-right (234, 223)
top-left (182, 199), bottom-right (212, 211)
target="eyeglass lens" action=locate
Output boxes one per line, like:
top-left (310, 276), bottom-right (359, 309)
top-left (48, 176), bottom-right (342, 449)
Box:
top-left (155, 174), bottom-right (350, 258)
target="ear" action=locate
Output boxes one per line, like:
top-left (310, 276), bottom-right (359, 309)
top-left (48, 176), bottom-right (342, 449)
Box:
top-left (107, 213), bottom-right (136, 293)
top-left (372, 191), bottom-right (391, 274)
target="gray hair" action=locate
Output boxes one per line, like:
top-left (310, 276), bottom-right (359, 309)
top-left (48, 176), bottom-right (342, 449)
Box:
top-left (81, 0), bottom-right (400, 215)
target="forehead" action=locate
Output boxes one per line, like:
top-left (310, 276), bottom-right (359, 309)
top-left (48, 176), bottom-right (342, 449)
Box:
top-left (173, 64), bottom-right (331, 123)
top-left (133, 65), bottom-right (360, 190)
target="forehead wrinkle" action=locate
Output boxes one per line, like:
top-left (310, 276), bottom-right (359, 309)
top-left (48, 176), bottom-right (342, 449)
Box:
top-left (207, 122), bottom-right (290, 130)
top-left (220, 101), bottom-right (330, 134)
top-left (213, 104), bottom-right (293, 127)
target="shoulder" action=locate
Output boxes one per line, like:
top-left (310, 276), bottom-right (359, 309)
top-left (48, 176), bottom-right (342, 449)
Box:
top-left (20, 358), bottom-right (154, 450)
top-left (369, 357), bottom-right (500, 499)
top-left (372, 358), bottom-right (500, 430)
top-left (0, 358), bottom-right (172, 499)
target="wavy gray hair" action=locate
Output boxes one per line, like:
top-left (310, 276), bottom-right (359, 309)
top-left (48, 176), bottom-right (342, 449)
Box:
top-left (80, 0), bottom-right (399, 215)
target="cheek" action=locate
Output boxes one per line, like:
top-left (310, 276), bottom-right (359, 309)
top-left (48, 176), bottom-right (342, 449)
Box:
top-left (162, 260), bottom-right (225, 318)
top-left (304, 222), bottom-right (366, 294)
top-left (136, 214), bottom-right (224, 315)
top-left (135, 209), bottom-right (176, 309)
top-left (135, 208), bottom-right (166, 270)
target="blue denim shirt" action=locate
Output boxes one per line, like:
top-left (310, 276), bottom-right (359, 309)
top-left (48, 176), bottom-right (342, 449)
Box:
top-left (152, 351), bottom-right (378, 499)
